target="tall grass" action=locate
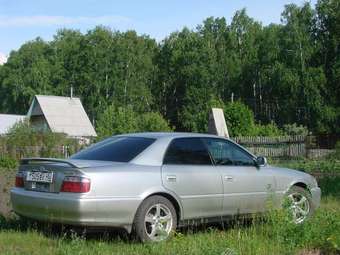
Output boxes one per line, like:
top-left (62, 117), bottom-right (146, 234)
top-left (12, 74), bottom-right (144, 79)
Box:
top-left (0, 162), bottom-right (339, 254)
top-left (0, 196), bottom-right (339, 255)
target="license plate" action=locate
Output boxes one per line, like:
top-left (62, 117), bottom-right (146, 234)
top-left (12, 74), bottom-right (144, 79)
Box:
top-left (30, 181), bottom-right (50, 192)
top-left (26, 171), bottom-right (54, 183)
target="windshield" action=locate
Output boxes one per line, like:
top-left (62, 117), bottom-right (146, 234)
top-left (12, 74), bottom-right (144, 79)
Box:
top-left (70, 136), bottom-right (156, 162)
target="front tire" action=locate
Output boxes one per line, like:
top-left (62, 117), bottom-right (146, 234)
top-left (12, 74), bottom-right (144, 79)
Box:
top-left (286, 186), bottom-right (314, 224)
top-left (132, 195), bottom-right (177, 242)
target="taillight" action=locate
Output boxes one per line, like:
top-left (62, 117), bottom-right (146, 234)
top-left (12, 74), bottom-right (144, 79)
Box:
top-left (60, 176), bottom-right (91, 193)
top-left (15, 173), bottom-right (24, 188)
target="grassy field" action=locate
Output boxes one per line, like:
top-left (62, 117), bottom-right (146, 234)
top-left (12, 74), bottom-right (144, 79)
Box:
top-left (0, 161), bottom-right (339, 255)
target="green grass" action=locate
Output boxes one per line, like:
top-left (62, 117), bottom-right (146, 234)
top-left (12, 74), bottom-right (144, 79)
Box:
top-left (0, 161), bottom-right (339, 255)
top-left (0, 194), bottom-right (339, 255)
top-left (270, 158), bottom-right (340, 174)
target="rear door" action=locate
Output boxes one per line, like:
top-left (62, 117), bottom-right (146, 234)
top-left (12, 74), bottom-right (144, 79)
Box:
top-left (161, 138), bottom-right (223, 219)
top-left (202, 138), bottom-right (276, 215)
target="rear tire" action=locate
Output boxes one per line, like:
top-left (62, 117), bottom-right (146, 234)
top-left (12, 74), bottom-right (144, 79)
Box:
top-left (132, 195), bottom-right (177, 242)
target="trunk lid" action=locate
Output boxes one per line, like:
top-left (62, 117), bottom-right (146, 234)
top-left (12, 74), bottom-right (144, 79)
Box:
top-left (18, 158), bottom-right (121, 193)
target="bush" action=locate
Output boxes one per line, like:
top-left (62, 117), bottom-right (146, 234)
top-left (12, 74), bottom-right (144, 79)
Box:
top-left (254, 122), bottom-right (283, 137)
top-left (282, 123), bottom-right (309, 136)
top-left (3, 120), bottom-right (78, 159)
top-left (223, 101), bottom-right (256, 137)
top-left (217, 101), bottom-right (284, 137)
top-left (327, 141), bottom-right (340, 160)
top-left (0, 155), bottom-right (17, 169)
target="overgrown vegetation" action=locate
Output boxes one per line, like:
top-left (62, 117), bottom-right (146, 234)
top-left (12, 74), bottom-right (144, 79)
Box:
top-left (327, 141), bottom-right (340, 160)
top-left (0, 0), bottom-right (339, 135)
top-left (1, 155), bottom-right (337, 254)
top-left (223, 101), bottom-right (283, 137)
top-left (272, 159), bottom-right (340, 175)
top-left (0, 188), bottom-right (339, 254)
top-left (0, 121), bottom-right (82, 161)
top-left (0, 157), bottom-right (339, 254)
top-left (0, 155), bottom-right (17, 169)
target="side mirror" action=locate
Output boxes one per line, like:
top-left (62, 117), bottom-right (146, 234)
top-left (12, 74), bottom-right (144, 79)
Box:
top-left (256, 156), bottom-right (267, 167)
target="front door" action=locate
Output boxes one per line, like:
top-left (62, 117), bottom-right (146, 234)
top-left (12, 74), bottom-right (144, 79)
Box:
top-left (202, 138), bottom-right (276, 215)
top-left (161, 137), bottom-right (223, 219)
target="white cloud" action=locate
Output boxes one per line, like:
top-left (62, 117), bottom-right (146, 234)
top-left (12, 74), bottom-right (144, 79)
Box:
top-left (0, 15), bottom-right (132, 27)
top-left (0, 52), bottom-right (7, 65)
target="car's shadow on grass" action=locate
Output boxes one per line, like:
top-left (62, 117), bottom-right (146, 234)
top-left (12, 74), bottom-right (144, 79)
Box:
top-left (0, 213), bottom-right (258, 243)
top-left (0, 214), bottom-right (132, 242)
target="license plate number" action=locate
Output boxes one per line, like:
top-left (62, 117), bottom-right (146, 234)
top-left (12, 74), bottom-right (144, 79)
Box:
top-left (26, 171), bottom-right (53, 183)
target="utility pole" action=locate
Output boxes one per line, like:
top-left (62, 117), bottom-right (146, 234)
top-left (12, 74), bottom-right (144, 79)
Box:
top-left (124, 63), bottom-right (129, 108)
top-left (253, 82), bottom-right (257, 117)
top-left (70, 86), bottom-right (73, 99)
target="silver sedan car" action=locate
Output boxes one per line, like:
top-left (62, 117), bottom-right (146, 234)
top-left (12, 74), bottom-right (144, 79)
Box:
top-left (11, 132), bottom-right (321, 242)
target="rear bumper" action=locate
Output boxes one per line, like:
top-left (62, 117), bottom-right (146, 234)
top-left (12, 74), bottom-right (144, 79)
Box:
top-left (310, 187), bottom-right (321, 208)
top-left (10, 188), bottom-right (141, 231)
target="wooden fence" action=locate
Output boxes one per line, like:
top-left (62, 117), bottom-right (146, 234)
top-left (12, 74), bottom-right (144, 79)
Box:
top-left (232, 135), bottom-right (307, 159)
top-left (0, 135), bottom-right (335, 160)
top-left (232, 135), bottom-right (336, 159)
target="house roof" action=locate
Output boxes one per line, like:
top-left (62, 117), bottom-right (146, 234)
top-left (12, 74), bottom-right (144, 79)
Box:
top-left (0, 114), bottom-right (26, 134)
top-left (27, 95), bottom-right (97, 137)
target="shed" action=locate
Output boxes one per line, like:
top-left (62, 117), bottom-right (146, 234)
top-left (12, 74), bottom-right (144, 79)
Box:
top-left (0, 114), bottom-right (26, 135)
top-left (27, 95), bottom-right (97, 139)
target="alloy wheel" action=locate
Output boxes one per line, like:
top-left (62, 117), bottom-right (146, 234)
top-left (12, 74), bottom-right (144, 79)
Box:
top-left (144, 203), bottom-right (173, 241)
top-left (288, 192), bottom-right (310, 224)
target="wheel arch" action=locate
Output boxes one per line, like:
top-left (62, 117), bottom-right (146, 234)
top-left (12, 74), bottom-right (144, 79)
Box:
top-left (137, 188), bottom-right (183, 224)
top-left (289, 181), bottom-right (311, 194)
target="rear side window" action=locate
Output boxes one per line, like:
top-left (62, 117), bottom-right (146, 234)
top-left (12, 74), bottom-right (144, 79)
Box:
top-left (163, 138), bottom-right (212, 165)
top-left (70, 137), bottom-right (155, 162)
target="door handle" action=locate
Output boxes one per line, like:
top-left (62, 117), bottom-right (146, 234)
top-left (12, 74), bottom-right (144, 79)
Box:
top-left (166, 175), bottom-right (177, 182)
top-left (224, 175), bottom-right (233, 181)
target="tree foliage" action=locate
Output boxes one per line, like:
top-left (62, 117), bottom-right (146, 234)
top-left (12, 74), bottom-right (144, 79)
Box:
top-left (96, 105), bottom-right (172, 139)
top-left (137, 112), bottom-right (173, 133)
top-left (0, 1), bottom-right (339, 135)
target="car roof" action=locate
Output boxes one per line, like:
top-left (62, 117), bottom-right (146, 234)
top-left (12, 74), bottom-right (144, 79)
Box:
top-left (115, 132), bottom-right (225, 139)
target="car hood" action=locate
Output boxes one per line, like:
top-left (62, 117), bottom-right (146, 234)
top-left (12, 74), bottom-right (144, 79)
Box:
top-left (267, 165), bottom-right (307, 176)
top-left (266, 165), bottom-right (318, 187)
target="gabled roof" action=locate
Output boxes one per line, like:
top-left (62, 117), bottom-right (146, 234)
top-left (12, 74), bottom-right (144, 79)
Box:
top-left (27, 95), bottom-right (97, 137)
top-left (0, 114), bottom-right (26, 134)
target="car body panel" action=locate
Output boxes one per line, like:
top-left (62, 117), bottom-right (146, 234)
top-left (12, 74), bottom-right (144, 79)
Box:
top-left (218, 165), bottom-right (277, 214)
top-left (10, 132), bottom-right (321, 232)
top-left (161, 164), bottom-right (223, 219)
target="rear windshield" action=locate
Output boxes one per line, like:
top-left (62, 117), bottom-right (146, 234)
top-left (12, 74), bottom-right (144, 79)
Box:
top-left (70, 137), bottom-right (156, 162)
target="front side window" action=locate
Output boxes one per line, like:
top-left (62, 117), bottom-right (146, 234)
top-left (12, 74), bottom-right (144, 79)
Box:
top-left (163, 138), bottom-right (212, 165)
top-left (71, 136), bottom-right (156, 162)
top-left (203, 138), bottom-right (255, 166)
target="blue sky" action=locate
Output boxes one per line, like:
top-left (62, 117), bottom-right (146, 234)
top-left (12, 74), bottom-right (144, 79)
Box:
top-left (0, 0), bottom-right (317, 56)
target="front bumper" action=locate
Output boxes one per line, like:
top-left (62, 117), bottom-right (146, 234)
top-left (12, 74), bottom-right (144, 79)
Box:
top-left (10, 188), bottom-right (141, 231)
top-left (310, 187), bottom-right (321, 208)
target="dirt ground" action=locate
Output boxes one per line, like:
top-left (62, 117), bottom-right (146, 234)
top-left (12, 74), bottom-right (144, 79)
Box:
top-left (0, 169), bottom-right (15, 216)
